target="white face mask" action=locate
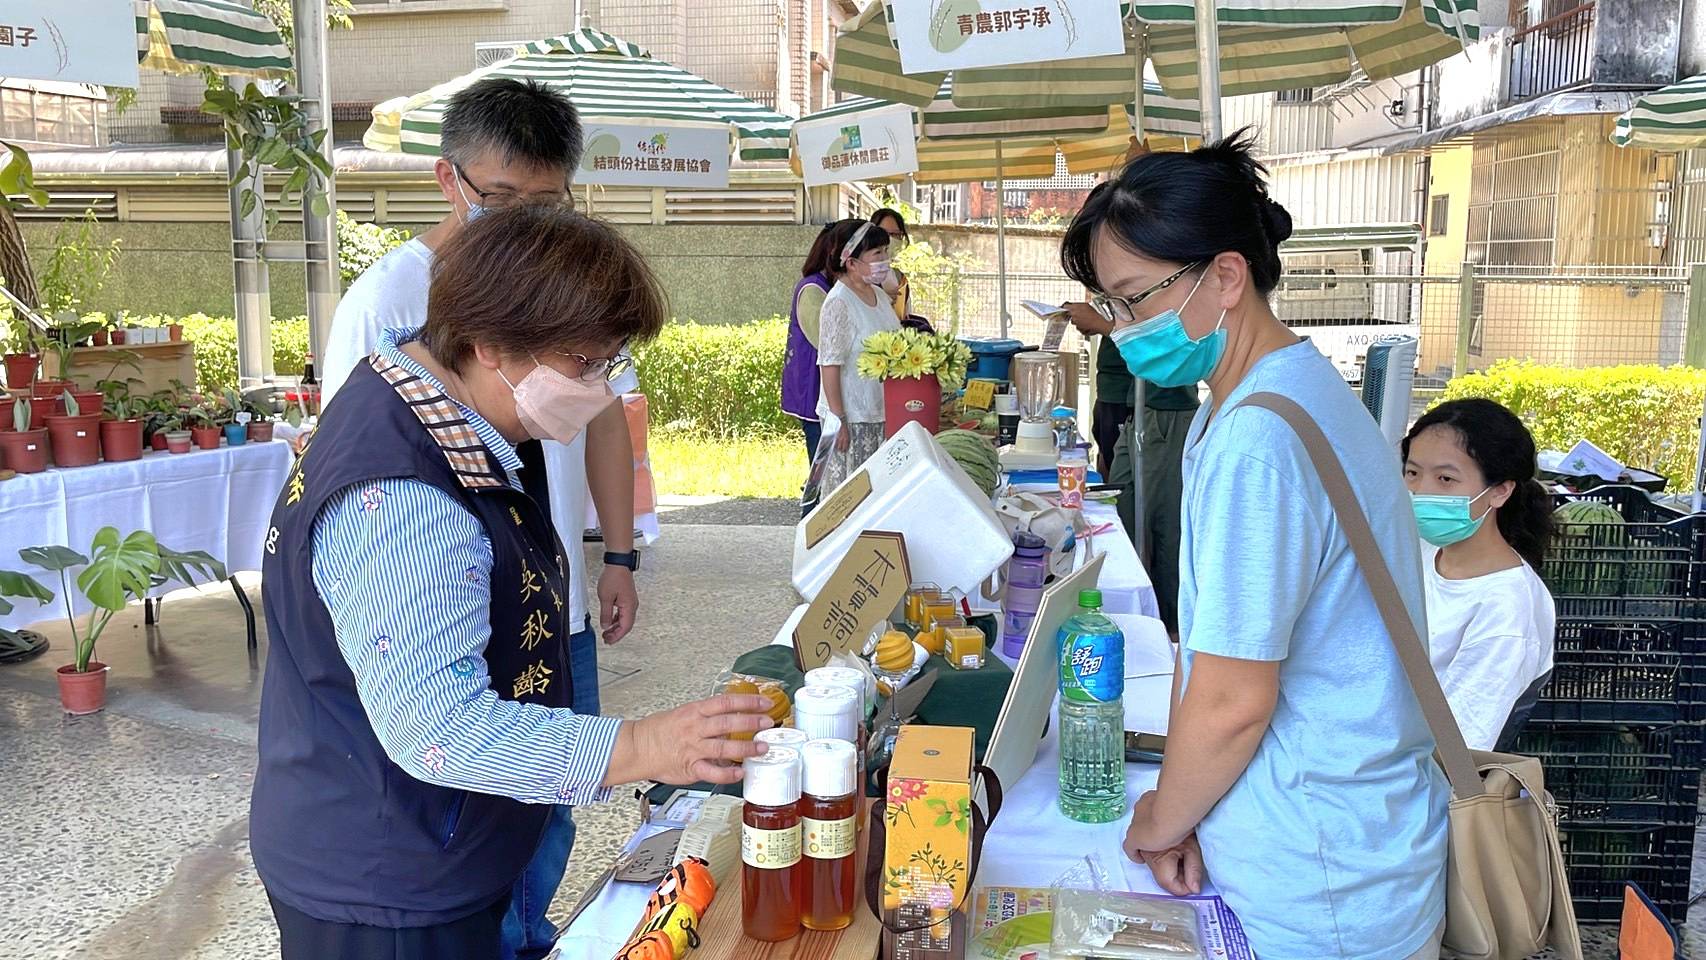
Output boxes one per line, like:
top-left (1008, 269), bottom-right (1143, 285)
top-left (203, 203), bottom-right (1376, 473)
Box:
top-left (861, 260), bottom-right (892, 286)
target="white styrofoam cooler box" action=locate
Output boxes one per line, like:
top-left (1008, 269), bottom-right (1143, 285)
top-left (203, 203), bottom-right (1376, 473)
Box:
top-left (793, 421), bottom-right (1014, 601)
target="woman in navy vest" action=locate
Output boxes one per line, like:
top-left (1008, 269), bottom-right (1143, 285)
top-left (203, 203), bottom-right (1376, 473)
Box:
top-left (251, 205), bottom-right (776, 960)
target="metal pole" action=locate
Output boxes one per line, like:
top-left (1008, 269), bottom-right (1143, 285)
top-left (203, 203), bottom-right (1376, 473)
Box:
top-left (294, 0), bottom-right (340, 363)
top-left (1192, 0), bottom-right (1222, 141)
top-left (994, 140), bottom-right (1009, 339)
top-left (229, 144), bottom-right (274, 381)
top-left (1131, 32), bottom-right (1145, 145)
top-left (1127, 28), bottom-right (1146, 558)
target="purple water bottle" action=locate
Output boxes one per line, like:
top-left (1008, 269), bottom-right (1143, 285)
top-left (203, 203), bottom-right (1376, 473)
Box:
top-left (1001, 532), bottom-right (1050, 657)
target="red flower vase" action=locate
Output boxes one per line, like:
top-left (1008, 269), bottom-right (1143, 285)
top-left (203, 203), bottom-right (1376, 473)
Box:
top-left (882, 374), bottom-right (942, 439)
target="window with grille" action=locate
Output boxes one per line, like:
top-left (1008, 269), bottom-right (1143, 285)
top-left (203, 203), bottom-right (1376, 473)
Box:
top-left (1466, 126), bottom-right (1560, 267)
top-left (1428, 195), bottom-right (1450, 236)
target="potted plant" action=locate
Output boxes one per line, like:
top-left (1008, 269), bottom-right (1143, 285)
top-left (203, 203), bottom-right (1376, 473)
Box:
top-left (35, 310), bottom-right (101, 400)
top-left (97, 383), bottom-right (144, 463)
top-left (3, 307), bottom-right (40, 390)
top-left (167, 321), bottom-right (184, 342)
top-left (857, 329), bottom-right (973, 438)
top-left (160, 414), bottom-right (191, 454)
top-left (184, 402), bottom-right (221, 450)
top-left (20, 529), bottom-right (226, 714)
top-left (0, 398), bottom-right (49, 473)
top-left (44, 390), bottom-right (101, 467)
top-left (217, 391), bottom-right (247, 447)
top-left (224, 387), bottom-right (275, 443)
top-left (0, 568), bottom-right (54, 664)
top-left (142, 391), bottom-right (175, 451)
top-left (0, 390), bottom-right (13, 430)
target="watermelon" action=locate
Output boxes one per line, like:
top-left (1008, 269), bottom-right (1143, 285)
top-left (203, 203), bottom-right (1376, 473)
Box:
top-left (935, 428), bottom-right (1000, 498)
top-left (1547, 500), bottom-right (1627, 596)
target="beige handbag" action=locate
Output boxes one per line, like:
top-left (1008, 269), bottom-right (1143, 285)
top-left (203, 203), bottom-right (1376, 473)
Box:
top-left (1240, 393), bottom-right (1583, 960)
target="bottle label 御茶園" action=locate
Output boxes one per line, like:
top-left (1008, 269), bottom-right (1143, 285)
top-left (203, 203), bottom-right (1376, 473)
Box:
top-left (802, 815), bottom-right (856, 859)
top-left (741, 822), bottom-right (802, 869)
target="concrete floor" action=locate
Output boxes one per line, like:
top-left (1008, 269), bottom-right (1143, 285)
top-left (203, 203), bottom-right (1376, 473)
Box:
top-left (1, 496), bottom-right (1702, 959)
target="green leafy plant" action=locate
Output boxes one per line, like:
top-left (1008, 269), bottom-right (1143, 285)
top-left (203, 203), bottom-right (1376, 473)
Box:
top-left (223, 386), bottom-right (271, 422)
top-left (1438, 361), bottom-right (1706, 490)
top-left (337, 211), bottom-right (414, 284)
top-left (44, 309), bottom-right (103, 380)
top-left (99, 378), bottom-right (147, 421)
top-left (894, 242), bottom-right (976, 333)
top-left (19, 529), bottom-right (226, 672)
top-left (0, 568), bottom-right (54, 660)
top-left (202, 82), bottom-right (333, 234)
top-left (12, 397), bottom-right (28, 432)
top-left (38, 211), bottom-right (122, 315)
top-left (60, 389), bottom-right (82, 418)
top-left (182, 402), bottom-right (218, 430)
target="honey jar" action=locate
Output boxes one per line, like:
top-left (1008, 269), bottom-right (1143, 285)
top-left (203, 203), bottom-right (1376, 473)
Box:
top-left (943, 626), bottom-right (985, 671)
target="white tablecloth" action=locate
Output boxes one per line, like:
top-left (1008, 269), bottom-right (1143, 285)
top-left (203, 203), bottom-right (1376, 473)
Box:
top-left (562, 614), bottom-right (1186, 959)
top-left (0, 441), bottom-right (293, 631)
top-left (1078, 498), bottom-right (1159, 620)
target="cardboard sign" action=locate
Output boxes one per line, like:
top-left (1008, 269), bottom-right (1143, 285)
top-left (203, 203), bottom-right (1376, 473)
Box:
top-left (2, 0), bottom-right (139, 88)
top-left (805, 467), bottom-right (873, 549)
top-left (578, 121), bottom-right (731, 187)
top-left (892, 0), bottom-right (1125, 77)
top-left (793, 101), bottom-right (919, 186)
top-left (794, 530), bottom-right (911, 671)
top-left (613, 828), bottom-right (682, 884)
top-left (963, 379), bottom-right (997, 411)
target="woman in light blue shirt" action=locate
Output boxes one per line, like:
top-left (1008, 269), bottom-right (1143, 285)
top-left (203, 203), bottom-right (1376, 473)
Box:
top-left (1060, 133), bottom-right (1450, 960)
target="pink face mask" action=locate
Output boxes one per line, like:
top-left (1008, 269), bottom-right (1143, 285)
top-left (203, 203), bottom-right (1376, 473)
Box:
top-left (498, 357), bottom-right (615, 445)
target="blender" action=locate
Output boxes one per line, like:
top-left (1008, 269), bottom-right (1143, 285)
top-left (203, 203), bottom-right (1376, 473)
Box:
top-left (998, 352), bottom-right (1063, 470)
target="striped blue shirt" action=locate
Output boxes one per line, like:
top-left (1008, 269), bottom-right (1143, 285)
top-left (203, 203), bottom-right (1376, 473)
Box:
top-left (309, 329), bottom-right (621, 805)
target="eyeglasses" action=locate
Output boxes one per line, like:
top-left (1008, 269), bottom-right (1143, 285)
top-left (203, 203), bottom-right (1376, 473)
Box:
top-left (1089, 261), bottom-right (1203, 326)
top-left (550, 349), bottom-right (633, 382)
top-left (454, 163), bottom-right (570, 210)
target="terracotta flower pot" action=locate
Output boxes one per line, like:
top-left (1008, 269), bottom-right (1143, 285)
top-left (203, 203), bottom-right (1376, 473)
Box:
top-left (223, 423), bottom-right (247, 447)
top-left (190, 425), bottom-right (221, 450)
top-left (150, 430), bottom-right (169, 452)
top-left (166, 430), bottom-right (192, 454)
top-left (168, 324), bottom-right (183, 342)
top-left (882, 373), bottom-right (943, 439)
top-left (57, 662), bottom-right (108, 715)
top-left (247, 420), bottom-right (274, 443)
top-left (0, 395), bottom-right (12, 431)
top-left (109, 329), bottom-right (127, 345)
top-left (91, 329), bottom-right (109, 347)
top-left (45, 413), bottom-right (101, 467)
top-left (3, 352), bottom-right (37, 389)
top-left (69, 390), bottom-right (103, 417)
top-left (99, 418), bottom-right (143, 462)
top-left (30, 377), bottom-right (73, 401)
top-left (0, 428), bottom-right (49, 473)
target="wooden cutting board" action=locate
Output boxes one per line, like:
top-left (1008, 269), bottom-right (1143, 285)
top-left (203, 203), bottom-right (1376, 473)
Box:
top-left (691, 804), bottom-right (881, 960)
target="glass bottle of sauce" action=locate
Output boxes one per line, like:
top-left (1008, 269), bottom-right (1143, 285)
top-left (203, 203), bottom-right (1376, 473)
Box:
top-left (741, 745), bottom-right (802, 942)
top-left (800, 739), bottom-right (859, 931)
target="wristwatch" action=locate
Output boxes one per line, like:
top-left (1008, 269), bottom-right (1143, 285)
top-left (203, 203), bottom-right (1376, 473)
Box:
top-left (603, 550), bottom-right (640, 571)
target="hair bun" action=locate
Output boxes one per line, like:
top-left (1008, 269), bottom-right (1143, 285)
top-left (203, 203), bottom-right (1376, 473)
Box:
top-left (1259, 198), bottom-right (1293, 244)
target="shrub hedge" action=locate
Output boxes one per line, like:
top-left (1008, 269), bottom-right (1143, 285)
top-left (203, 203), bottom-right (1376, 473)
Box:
top-left (1439, 360), bottom-right (1706, 489)
top-left (79, 312), bottom-right (794, 438)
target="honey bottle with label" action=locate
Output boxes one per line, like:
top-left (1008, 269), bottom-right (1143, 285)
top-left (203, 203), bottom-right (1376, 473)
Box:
top-left (800, 739), bottom-right (859, 930)
top-left (741, 745), bottom-right (803, 942)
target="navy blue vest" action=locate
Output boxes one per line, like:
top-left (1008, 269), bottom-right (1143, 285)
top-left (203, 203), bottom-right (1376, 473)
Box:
top-left (251, 354), bottom-right (573, 927)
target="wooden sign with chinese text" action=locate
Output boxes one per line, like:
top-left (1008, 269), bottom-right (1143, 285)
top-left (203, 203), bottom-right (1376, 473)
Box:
top-left (793, 531), bottom-right (911, 672)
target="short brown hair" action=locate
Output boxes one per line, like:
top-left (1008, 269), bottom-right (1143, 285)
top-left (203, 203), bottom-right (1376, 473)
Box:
top-left (424, 205), bottom-right (667, 372)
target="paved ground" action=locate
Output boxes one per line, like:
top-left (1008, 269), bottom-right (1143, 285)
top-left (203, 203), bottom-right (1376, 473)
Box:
top-left (2, 497), bottom-right (1702, 958)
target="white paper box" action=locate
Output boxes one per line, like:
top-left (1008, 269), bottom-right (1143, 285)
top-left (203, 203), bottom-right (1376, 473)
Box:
top-left (793, 421), bottom-right (1013, 601)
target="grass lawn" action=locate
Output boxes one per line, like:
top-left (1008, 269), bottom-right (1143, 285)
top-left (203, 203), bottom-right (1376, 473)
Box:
top-left (650, 431), bottom-right (808, 499)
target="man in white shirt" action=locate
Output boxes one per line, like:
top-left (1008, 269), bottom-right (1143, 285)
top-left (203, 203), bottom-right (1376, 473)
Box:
top-left (319, 77), bottom-right (637, 960)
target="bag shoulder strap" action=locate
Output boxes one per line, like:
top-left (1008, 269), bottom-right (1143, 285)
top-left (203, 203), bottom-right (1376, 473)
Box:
top-left (1238, 392), bottom-right (1483, 799)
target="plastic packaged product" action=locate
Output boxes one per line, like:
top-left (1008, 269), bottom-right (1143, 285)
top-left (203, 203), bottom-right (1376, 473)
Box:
top-left (714, 671), bottom-right (792, 739)
top-left (1050, 889), bottom-right (1206, 960)
top-left (673, 795), bottom-right (744, 886)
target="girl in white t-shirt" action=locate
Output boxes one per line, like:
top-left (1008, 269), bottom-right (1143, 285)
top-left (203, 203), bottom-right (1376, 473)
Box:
top-left (815, 220), bottom-right (899, 493)
top-left (1402, 398), bottom-right (1556, 751)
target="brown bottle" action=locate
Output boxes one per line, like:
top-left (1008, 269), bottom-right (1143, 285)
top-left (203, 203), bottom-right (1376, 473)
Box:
top-left (741, 745), bottom-right (803, 942)
top-left (800, 739), bottom-right (859, 931)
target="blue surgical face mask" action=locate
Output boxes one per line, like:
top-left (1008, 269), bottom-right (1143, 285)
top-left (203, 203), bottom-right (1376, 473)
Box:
top-left (1412, 487), bottom-right (1492, 547)
top-left (1108, 271), bottom-right (1227, 388)
top-left (453, 175), bottom-right (487, 223)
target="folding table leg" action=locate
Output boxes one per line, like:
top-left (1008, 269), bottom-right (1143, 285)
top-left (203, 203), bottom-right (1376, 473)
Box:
top-left (229, 578), bottom-right (258, 652)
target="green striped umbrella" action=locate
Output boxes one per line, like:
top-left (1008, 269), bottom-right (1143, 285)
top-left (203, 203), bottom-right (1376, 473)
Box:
top-left (364, 28), bottom-right (792, 162)
top-left (134, 0), bottom-right (293, 80)
top-left (834, 0), bottom-right (1476, 107)
top-left (795, 81), bottom-right (1198, 183)
top-left (1612, 74), bottom-right (1706, 150)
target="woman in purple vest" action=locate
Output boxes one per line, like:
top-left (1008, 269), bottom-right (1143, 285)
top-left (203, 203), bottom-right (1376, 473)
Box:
top-left (251, 205), bottom-right (777, 960)
top-left (782, 221), bottom-right (846, 460)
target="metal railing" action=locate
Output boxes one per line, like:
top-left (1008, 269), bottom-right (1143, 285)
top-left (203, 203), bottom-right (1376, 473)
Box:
top-left (1508, 1), bottom-right (1597, 103)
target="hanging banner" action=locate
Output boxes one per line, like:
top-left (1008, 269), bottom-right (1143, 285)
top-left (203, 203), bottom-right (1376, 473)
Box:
top-left (891, 0), bottom-right (1125, 76)
top-left (794, 103), bottom-right (918, 186)
top-left (0, 0), bottom-right (138, 89)
top-left (577, 121), bottom-right (731, 187)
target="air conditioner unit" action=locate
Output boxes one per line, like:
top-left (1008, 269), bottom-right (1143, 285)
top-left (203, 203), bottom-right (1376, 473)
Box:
top-left (1362, 334), bottom-right (1418, 450)
top-left (474, 41), bottom-right (525, 69)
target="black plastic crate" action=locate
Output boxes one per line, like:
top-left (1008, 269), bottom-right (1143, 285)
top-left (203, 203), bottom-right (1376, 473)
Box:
top-left (1531, 618), bottom-right (1706, 725)
top-left (1546, 486), bottom-right (1704, 608)
top-left (1556, 821), bottom-right (1696, 925)
top-left (1515, 723), bottom-right (1704, 825)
